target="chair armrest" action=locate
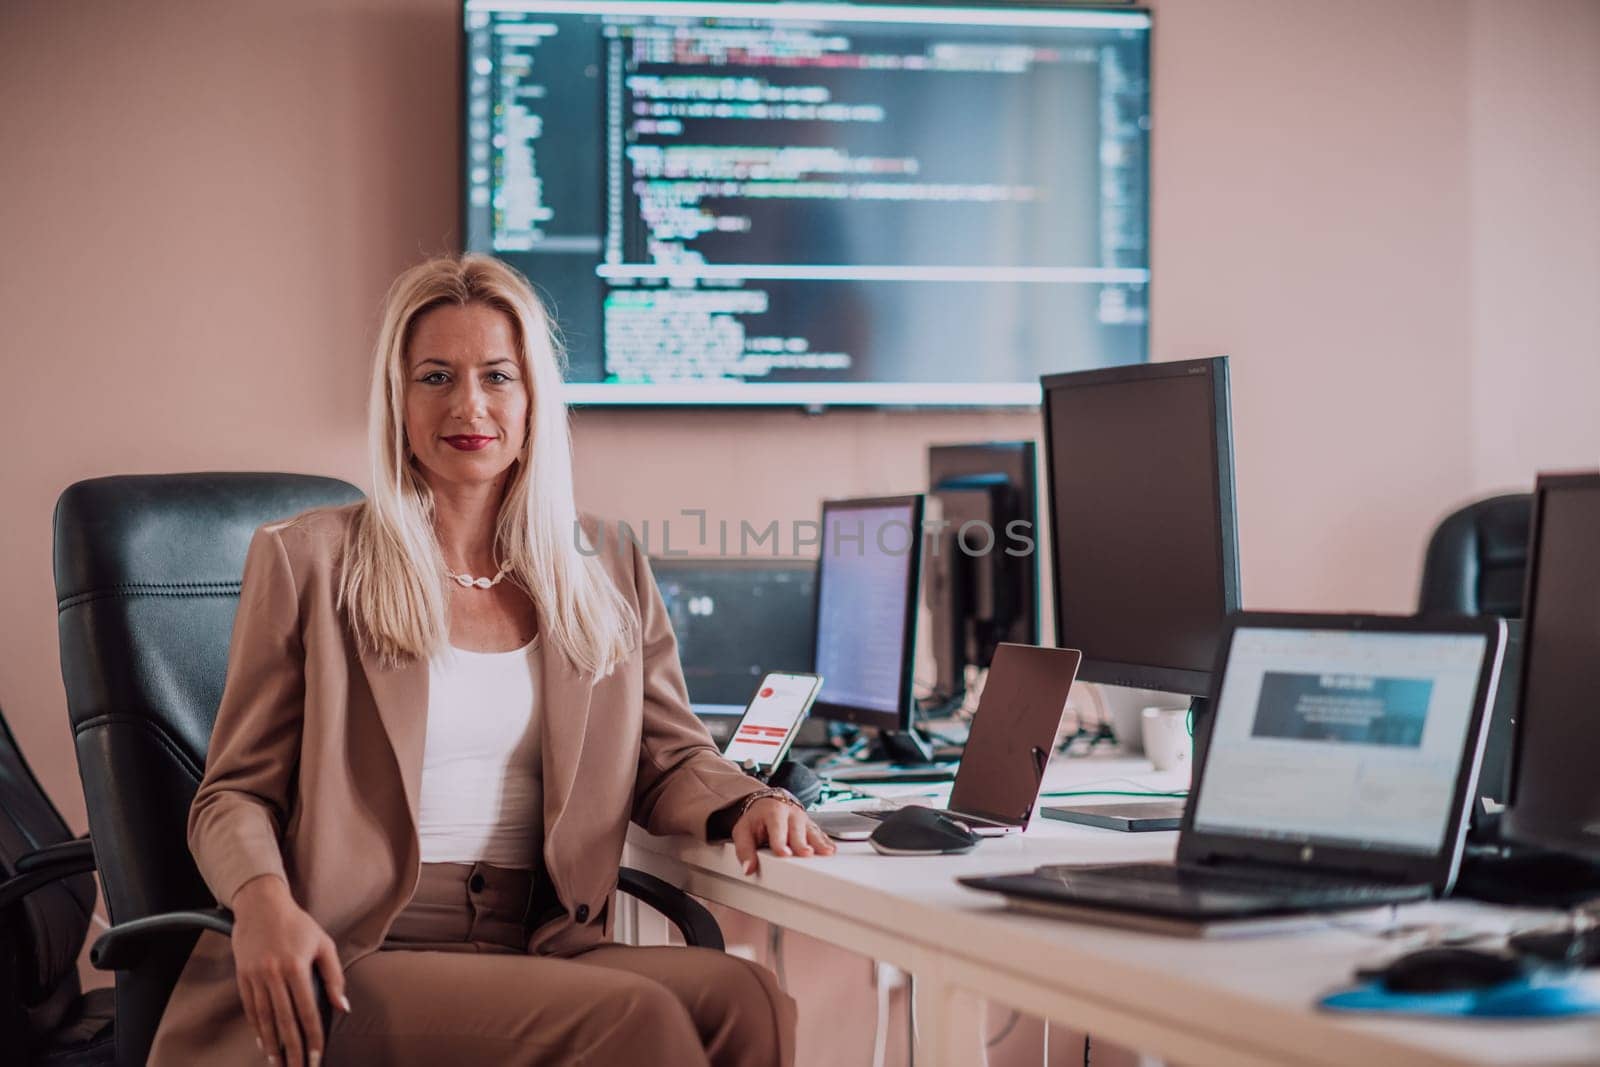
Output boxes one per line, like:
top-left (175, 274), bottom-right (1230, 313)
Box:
top-left (90, 907), bottom-right (236, 970)
top-left (15, 835), bottom-right (95, 874)
top-left (617, 867), bottom-right (724, 951)
top-left (91, 907), bottom-right (333, 1039)
top-left (0, 843), bottom-right (99, 911)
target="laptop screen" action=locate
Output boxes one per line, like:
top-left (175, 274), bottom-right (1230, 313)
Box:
top-left (1192, 627), bottom-right (1490, 855)
top-left (947, 644), bottom-right (1080, 824)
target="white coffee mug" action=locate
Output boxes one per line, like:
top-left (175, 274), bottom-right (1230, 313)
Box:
top-left (1141, 707), bottom-right (1191, 773)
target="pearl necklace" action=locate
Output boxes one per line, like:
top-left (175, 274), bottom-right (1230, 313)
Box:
top-left (445, 561), bottom-right (513, 590)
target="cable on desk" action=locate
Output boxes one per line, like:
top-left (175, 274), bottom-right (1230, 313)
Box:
top-left (1054, 681), bottom-right (1105, 737)
top-left (917, 691), bottom-right (967, 721)
top-left (1040, 789), bottom-right (1189, 800)
top-left (1039, 775), bottom-right (1190, 800)
top-left (810, 732), bottom-right (872, 774)
top-left (913, 688), bottom-right (977, 740)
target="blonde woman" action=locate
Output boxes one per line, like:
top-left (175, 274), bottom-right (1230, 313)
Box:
top-left (149, 254), bottom-right (832, 1066)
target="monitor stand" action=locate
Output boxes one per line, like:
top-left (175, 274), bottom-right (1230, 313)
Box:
top-left (1454, 842), bottom-right (1600, 909)
top-left (1040, 696), bottom-right (1205, 833)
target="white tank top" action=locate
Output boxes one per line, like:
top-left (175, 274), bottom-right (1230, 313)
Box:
top-left (416, 638), bottom-right (543, 868)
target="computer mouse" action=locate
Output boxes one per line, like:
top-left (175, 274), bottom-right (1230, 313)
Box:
top-left (1363, 947), bottom-right (1529, 994)
top-left (869, 806), bottom-right (980, 856)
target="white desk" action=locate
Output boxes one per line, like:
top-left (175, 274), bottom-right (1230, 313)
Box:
top-left (621, 754), bottom-right (1600, 1067)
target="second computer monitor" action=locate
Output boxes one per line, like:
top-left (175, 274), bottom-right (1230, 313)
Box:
top-left (811, 495), bottom-right (925, 732)
top-left (926, 442), bottom-right (1039, 699)
top-left (1041, 356), bottom-right (1242, 696)
top-left (651, 558), bottom-right (818, 717)
top-left (1502, 472), bottom-right (1600, 862)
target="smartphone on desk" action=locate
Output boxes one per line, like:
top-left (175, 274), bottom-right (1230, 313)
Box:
top-left (722, 672), bottom-right (824, 773)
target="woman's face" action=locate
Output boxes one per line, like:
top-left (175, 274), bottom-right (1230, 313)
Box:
top-left (403, 302), bottom-right (530, 491)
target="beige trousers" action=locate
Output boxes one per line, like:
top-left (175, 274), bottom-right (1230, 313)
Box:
top-left (326, 862), bottom-right (794, 1067)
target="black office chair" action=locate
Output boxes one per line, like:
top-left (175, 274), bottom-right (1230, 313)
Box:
top-left (1417, 492), bottom-right (1533, 838)
top-left (53, 472), bottom-right (723, 1066)
top-left (1417, 493), bottom-right (1533, 618)
top-left (0, 705), bottom-right (114, 1065)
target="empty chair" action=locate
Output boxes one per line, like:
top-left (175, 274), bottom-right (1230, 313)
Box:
top-left (0, 702), bottom-right (113, 1065)
top-left (1418, 493), bottom-right (1533, 618)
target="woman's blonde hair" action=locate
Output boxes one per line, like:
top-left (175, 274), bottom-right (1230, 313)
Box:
top-left (337, 253), bottom-right (635, 675)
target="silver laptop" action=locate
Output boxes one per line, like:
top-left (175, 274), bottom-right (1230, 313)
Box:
top-left (815, 644), bottom-right (1082, 839)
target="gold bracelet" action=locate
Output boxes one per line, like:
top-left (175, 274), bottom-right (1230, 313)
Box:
top-left (737, 787), bottom-right (804, 821)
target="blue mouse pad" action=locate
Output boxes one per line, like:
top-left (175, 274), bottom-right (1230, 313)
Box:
top-left (1321, 975), bottom-right (1600, 1019)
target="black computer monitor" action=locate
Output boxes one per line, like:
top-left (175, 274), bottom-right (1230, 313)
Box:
top-left (810, 495), bottom-right (925, 736)
top-left (1041, 356), bottom-right (1241, 697)
top-left (926, 442), bottom-right (1039, 702)
top-left (651, 558), bottom-right (817, 716)
top-left (1502, 472), bottom-right (1600, 862)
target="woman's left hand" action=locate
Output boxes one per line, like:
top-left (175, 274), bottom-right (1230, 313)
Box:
top-left (731, 797), bottom-right (836, 876)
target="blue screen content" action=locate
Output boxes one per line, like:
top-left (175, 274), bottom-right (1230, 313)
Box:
top-left (1194, 628), bottom-right (1490, 855)
top-left (1250, 673), bottom-right (1434, 748)
top-left (813, 502), bottom-right (918, 717)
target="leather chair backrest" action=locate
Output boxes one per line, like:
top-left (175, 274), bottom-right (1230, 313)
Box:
top-left (53, 472), bottom-right (364, 1064)
top-left (1418, 492), bottom-right (1532, 839)
top-left (1418, 493), bottom-right (1533, 618)
top-left (0, 706), bottom-right (94, 1039)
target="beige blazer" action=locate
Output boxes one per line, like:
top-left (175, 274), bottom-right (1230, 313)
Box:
top-left (148, 503), bottom-right (765, 1065)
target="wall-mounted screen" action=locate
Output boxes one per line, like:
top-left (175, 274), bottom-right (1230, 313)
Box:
top-left (464, 1), bottom-right (1151, 406)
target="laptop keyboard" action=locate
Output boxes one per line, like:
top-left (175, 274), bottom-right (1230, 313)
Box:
top-left (1035, 862), bottom-right (1420, 903)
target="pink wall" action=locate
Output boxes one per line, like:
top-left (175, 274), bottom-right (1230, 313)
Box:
top-left (1, 0), bottom-right (460, 835)
top-left (1149, 0), bottom-right (1475, 613)
top-left (2, 1), bottom-right (1596, 1061)
top-left (1469, 0), bottom-right (1600, 494)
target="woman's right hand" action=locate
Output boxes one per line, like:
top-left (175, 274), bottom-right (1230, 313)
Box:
top-left (230, 874), bottom-right (350, 1067)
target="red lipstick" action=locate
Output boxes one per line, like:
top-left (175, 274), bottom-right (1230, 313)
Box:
top-left (443, 435), bottom-right (495, 452)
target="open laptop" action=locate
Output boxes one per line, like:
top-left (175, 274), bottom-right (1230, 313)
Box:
top-left (814, 643), bottom-right (1082, 839)
top-left (961, 613), bottom-right (1506, 933)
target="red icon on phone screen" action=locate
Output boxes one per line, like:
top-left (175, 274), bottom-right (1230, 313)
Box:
top-left (759, 687), bottom-right (774, 698)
